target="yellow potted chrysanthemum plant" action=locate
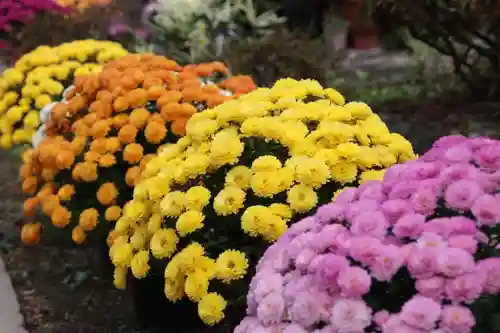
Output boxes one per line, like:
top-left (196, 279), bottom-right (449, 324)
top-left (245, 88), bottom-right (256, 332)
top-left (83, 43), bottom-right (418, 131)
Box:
top-left (107, 78), bottom-right (416, 331)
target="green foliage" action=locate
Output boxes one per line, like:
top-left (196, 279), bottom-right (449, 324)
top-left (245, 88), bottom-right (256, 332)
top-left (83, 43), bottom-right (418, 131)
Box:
top-left (144, 0), bottom-right (285, 64)
top-left (375, 0), bottom-right (500, 99)
top-left (221, 27), bottom-right (331, 87)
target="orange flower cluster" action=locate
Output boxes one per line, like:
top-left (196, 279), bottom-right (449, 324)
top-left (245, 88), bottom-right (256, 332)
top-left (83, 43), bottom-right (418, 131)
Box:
top-left (20, 53), bottom-right (257, 245)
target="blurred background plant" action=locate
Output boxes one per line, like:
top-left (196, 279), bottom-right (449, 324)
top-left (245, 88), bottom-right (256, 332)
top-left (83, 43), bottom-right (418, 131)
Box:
top-left (221, 27), bottom-right (332, 87)
top-left (143, 0), bottom-right (286, 64)
top-left (1, 0), bottom-right (151, 65)
top-left (330, 56), bottom-right (463, 107)
top-left (0, 0), bottom-right (70, 62)
top-left (375, 0), bottom-right (500, 99)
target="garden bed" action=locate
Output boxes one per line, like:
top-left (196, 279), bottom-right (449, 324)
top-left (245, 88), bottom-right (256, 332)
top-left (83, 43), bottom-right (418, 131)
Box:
top-left (1, 95), bottom-right (500, 333)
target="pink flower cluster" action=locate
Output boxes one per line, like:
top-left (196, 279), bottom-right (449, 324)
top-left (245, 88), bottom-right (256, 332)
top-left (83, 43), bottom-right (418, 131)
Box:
top-left (0, 0), bottom-right (69, 47)
top-left (235, 136), bottom-right (500, 333)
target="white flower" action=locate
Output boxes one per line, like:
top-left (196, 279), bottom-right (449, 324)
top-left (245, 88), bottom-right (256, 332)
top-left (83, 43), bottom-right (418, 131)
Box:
top-left (32, 125), bottom-right (46, 148)
top-left (39, 102), bottom-right (56, 124)
top-left (33, 86), bottom-right (73, 148)
top-left (62, 85), bottom-right (75, 100)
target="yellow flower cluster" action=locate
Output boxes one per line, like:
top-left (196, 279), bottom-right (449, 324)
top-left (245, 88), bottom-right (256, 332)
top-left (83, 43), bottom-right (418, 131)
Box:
top-left (0, 40), bottom-right (128, 148)
top-left (108, 78), bottom-right (416, 325)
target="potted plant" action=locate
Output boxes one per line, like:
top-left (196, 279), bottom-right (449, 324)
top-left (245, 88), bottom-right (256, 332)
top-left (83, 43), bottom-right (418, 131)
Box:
top-left (338, 0), bottom-right (364, 24)
top-left (351, 0), bottom-right (379, 49)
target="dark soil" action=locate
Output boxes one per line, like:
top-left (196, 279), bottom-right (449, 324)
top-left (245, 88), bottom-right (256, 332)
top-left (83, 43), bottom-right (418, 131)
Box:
top-left (0, 95), bottom-right (500, 333)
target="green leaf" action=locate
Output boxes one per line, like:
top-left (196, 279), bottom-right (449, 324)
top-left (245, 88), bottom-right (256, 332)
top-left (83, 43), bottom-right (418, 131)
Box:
top-left (490, 314), bottom-right (500, 331)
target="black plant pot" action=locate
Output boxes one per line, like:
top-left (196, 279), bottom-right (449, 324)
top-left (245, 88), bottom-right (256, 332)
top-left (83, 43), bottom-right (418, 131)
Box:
top-left (97, 235), bottom-right (115, 277)
top-left (130, 269), bottom-right (208, 333)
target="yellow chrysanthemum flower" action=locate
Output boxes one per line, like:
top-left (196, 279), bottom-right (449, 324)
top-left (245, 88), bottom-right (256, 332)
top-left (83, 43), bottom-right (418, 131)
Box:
top-left (185, 186), bottom-right (211, 211)
top-left (160, 191), bottom-right (186, 217)
top-left (213, 186), bottom-right (246, 216)
top-left (131, 250), bottom-right (150, 279)
top-left (287, 184), bottom-right (318, 213)
top-left (194, 256), bottom-right (217, 279)
top-left (225, 165), bottom-right (252, 189)
top-left (197, 293), bottom-right (227, 326)
top-left (184, 271), bottom-right (210, 302)
top-left (250, 171), bottom-right (282, 197)
top-left (251, 155), bottom-right (282, 173)
top-left (150, 228), bottom-right (179, 259)
top-left (215, 250), bottom-right (249, 283)
top-left (147, 214), bottom-right (163, 235)
top-left (269, 203), bottom-right (293, 221)
top-left (164, 274), bottom-right (185, 302)
top-left (241, 205), bottom-right (275, 237)
top-left (111, 242), bottom-right (134, 267)
top-left (130, 230), bottom-right (146, 250)
top-left (176, 211), bottom-right (205, 237)
top-left (330, 162), bottom-right (359, 184)
top-left (295, 157), bottom-right (330, 188)
top-left (113, 267), bottom-right (128, 290)
top-left (359, 169), bottom-right (386, 183)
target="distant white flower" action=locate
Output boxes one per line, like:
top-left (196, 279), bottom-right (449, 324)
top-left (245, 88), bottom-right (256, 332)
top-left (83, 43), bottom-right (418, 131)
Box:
top-left (151, 0), bottom-right (214, 29)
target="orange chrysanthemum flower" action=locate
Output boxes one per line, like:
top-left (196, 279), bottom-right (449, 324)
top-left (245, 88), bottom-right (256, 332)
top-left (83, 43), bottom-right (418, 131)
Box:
top-left (129, 108), bottom-right (150, 128)
top-left (79, 208), bottom-right (99, 231)
top-left (58, 184), bottom-right (75, 201)
top-left (90, 119), bottom-right (111, 138)
top-left (105, 137), bottom-right (121, 153)
top-left (19, 164), bottom-right (33, 180)
top-left (22, 176), bottom-right (38, 195)
top-left (123, 143), bottom-right (144, 164)
top-left (71, 226), bottom-right (86, 244)
top-left (99, 154), bottom-right (117, 167)
top-left (51, 206), bottom-right (71, 228)
top-left (125, 166), bottom-right (141, 187)
top-left (144, 121), bottom-right (167, 144)
top-left (23, 197), bottom-right (38, 217)
top-left (118, 124), bottom-right (138, 144)
top-left (105, 206), bottom-right (122, 222)
top-left (71, 136), bottom-right (87, 155)
top-left (97, 182), bottom-right (118, 206)
top-left (41, 195), bottom-right (60, 216)
top-left (21, 223), bottom-right (42, 245)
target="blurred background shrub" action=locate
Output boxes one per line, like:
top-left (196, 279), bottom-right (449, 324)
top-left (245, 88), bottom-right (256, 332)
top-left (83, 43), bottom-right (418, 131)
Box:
top-left (375, 0), bottom-right (500, 99)
top-left (0, 0), bottom-right (70, 60)
top-left (1, 0), bottom-right (151, 64)
top-left (221, 27), bottom-right (332, 87)
top-left (143, 0), bottom-right (286, 64)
